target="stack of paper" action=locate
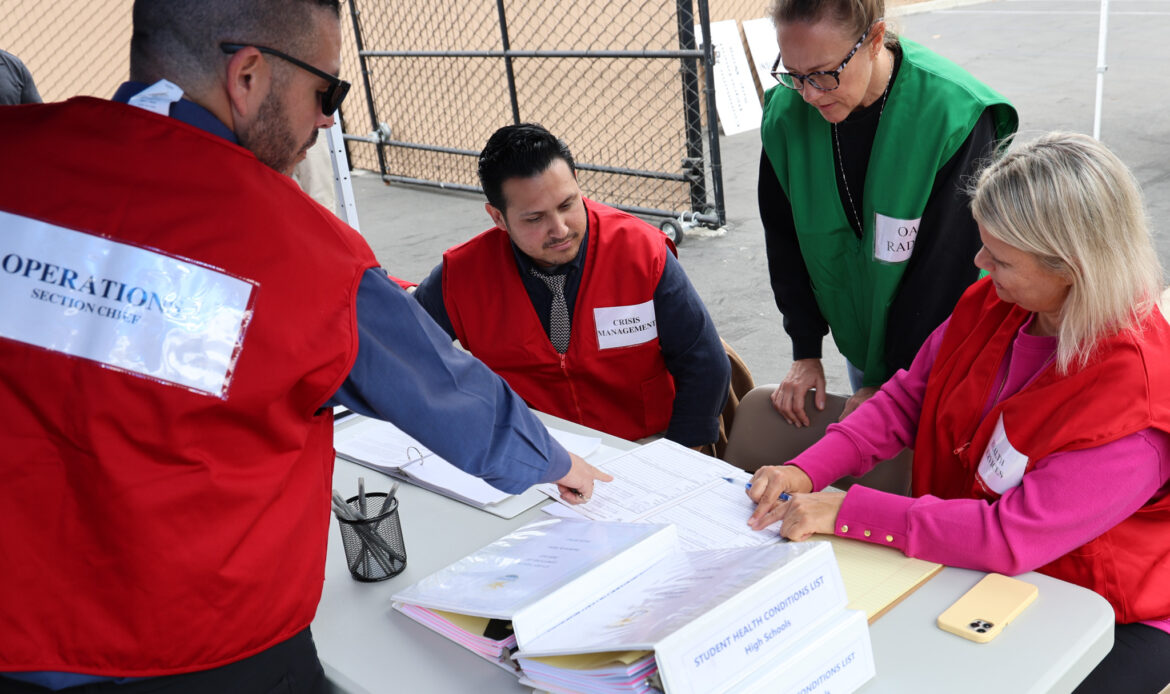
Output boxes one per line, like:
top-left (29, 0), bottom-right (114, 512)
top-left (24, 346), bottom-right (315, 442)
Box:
top-left (517, 651), bottom-right (658, 694)
top-left (393, 517), bottom-right (873, 693)
top-left (393, 606), bottom-right (516, 669)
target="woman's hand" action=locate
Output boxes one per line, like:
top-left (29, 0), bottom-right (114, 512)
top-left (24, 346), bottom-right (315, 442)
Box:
top-left (746, 464), bottom-right (813, 529)
top-left (768, 492), bottom-right (846, 541)
top-left (772, 358), bottom-right (826, 427)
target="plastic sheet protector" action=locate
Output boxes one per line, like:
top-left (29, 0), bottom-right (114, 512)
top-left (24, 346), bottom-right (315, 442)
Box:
top-left (0, 211), bottom-right (254, 398)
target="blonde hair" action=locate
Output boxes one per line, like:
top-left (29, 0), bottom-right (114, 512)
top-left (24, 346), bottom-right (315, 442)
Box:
top-left (971, 132), bottom-right (1164, 373)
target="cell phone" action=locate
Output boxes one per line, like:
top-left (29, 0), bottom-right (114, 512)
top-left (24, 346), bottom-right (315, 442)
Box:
top-left (937, 573), bottom-right (1038, 643)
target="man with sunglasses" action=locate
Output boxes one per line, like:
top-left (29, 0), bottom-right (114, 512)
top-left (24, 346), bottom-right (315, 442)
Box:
top-left (0, 2), bottom-right (608, 692)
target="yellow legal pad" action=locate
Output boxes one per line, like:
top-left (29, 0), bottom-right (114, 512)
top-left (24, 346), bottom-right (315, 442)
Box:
top-left (822, 534), bottom-right (942, 623)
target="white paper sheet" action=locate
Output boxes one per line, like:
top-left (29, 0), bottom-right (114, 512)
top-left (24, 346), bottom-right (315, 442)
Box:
top-left (540, 439), bottom-right (782, 549)
top-left (334, 417), bottom-right (510, 507)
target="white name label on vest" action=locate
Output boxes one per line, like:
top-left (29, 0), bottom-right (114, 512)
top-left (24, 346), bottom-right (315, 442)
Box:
top-left (977, 414), bottom-right (1029, 495)
top-left (0, 211), bottom-right (256, 399)
top-left (593, 300), bottom-right (658, 350)
top-left (874, 213), bottom-right (920, 263)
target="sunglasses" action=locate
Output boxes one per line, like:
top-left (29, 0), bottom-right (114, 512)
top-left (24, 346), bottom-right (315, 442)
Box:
top-left (220, 43), bottom-right (351, 117)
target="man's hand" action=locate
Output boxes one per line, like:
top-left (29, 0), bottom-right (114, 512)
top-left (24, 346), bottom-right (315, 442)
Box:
top-left (554, 453), bottom-right (613, 504)
top-left (772, 358), bottom-right (826, 428)
top-left (746, 464), bottom-right (813, 529)
top-left (839, 386), bottom-right (879, 421)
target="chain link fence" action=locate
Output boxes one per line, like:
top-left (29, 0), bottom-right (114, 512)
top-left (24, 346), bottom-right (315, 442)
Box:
top-left (2, 1), bottom-right (132, 103)
top-left (4, 0), bottom-right (799, 229)
top-left (338, 0), bottom-right (732, 227)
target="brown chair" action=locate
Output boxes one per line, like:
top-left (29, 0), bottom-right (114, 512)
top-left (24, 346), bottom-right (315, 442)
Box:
top-left (711, 339), bottom-right (756, 459)
top-left (722, 384), bottom-right (912, 496)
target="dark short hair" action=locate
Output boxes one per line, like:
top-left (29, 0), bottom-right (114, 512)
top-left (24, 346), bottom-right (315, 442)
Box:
top-left (478, 123), bottom-right (576, 212)
top-left (769, 0), bottom-right (889, 44)
top-left (130, 0), bottom-right (340, 87)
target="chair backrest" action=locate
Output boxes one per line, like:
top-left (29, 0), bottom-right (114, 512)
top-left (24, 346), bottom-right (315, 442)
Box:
top-left (723, 384), bottom-right (912, 496)
top-left (723, 386), bottom-right (846, 472)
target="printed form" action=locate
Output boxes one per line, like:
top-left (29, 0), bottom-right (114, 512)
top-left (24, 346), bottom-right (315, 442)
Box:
top-left (541, 439), bottom-right (783, 550)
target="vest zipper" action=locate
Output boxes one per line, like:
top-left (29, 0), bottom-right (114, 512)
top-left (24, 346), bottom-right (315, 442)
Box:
top-left (559, 352), bottom-right (584, 423)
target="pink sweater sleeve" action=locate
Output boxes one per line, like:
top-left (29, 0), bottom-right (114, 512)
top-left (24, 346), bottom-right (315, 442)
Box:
top-left (835, 428), bottom-right (1170, 574)
top-left (789, 319), bottom-right (948, 490)
top-left (790, 314), bottom-right (1170, 576)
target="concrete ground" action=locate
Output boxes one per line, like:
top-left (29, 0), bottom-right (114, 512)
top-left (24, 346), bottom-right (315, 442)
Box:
top-left (351, 0), bottom-right (1170, 394)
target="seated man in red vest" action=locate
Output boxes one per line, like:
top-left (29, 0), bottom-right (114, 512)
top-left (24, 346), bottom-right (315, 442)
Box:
top-left (414, 124), bottom-right (731, 448)
top-left (0, 2), bottom-right (607, 691)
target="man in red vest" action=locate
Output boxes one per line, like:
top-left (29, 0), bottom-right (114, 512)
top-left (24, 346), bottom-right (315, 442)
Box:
top-left (0, 2), bottom-right (608, 691)
top-left (414, 124), bottom-right (730, 448)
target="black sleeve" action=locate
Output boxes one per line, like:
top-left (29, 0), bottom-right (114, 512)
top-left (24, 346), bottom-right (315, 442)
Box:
top-left (759, 149), bottom-right (829, 361)
top-left (883, 109), bottom-right (998, 375)
top-left (411, 261), bottom-right (458, 341)
top-left (654, 251), bottom-right (731, 447)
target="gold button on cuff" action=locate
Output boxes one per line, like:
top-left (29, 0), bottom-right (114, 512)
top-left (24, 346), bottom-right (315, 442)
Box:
top-left (840, 525), bottom-right (849, 533)
top-left (863, 530), bottom-right (871, 538)
top-left (885, 535), bottom-right (894, 543)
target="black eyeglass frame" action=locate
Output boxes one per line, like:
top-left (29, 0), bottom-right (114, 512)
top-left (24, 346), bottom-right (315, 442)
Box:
top-left (769, 19), bottom-right (882, 92)
top-left (220, 42), bottom-right (351, 117)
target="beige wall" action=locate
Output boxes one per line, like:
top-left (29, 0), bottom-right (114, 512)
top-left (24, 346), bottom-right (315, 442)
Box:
top-left (3, 1), bottom-right (132, 102)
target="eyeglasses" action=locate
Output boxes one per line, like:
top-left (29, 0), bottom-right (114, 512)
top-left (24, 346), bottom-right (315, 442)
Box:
top-left (770, 20), bottom-right (881, 92)
top-left (220, 43), bottom-right (351, 117)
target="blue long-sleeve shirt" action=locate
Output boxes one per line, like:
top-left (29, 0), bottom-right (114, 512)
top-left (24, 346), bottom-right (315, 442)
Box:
top-left (327, 267), bottom-right (569, 492)
top-left (414, 223), bottom-right (730, 447)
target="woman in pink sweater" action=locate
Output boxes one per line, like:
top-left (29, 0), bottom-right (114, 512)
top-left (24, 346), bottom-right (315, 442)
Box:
top-left (747, 133), bottom-right (1170, 692)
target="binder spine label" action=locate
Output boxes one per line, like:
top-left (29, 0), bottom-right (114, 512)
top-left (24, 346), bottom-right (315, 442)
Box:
top-left (661, 559), bottom-right (847, 694)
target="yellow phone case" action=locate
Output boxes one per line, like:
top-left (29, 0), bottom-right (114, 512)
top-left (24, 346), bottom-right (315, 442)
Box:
top-left (937, 573), bottom-right (1038, 643)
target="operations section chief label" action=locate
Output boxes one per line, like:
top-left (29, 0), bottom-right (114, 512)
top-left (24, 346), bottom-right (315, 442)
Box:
top-left (0, 210), bottom-right (256, 398)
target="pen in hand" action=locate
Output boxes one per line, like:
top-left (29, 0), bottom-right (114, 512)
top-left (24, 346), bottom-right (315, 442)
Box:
top-left (744, 481), bottom-right (791, 502)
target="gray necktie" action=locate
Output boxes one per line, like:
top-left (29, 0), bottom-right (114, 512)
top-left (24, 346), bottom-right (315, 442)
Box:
top-left (530, 269), bottom-right (570, 353)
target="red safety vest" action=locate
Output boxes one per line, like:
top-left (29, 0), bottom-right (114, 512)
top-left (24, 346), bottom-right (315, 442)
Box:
top-left (442, 200), bottom-right (675, 441)
top-left (914, 278), bottom-right (1170, 622)
top-left (0, 98), bottom-right (377, 675)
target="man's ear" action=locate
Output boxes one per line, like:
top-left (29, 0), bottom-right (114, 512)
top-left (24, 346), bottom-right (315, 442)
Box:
top-left (224, 47), bottom-right (270, 121)
top-left (486, 202), bottom-right (508, 231)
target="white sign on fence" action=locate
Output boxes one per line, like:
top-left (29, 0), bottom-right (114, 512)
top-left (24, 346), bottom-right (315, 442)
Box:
top-left (743, 17), bottom-right (781, 94)
top-left (695, 20), bottom-right (763, 135)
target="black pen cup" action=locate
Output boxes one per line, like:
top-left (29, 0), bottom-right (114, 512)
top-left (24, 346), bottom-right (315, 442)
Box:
top-left (337, 493), bottom-right (407, 582)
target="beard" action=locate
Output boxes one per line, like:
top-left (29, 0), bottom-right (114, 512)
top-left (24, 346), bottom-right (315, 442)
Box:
top-left (237, 88), bottom-right (304, 175)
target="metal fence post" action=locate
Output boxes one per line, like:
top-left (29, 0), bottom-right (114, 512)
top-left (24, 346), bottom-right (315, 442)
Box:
top-left (495, 0), bottom-right (522, 125)
top-left (696, 0), bottom-right (726, 226)
top-left (675, 0), bottom-right (708, 217)
top-left (347, 0), bottom-right (387, 175)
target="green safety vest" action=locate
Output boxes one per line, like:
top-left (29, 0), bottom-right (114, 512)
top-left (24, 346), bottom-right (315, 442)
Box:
top-left (761, 39), bottom-right (1017, 385)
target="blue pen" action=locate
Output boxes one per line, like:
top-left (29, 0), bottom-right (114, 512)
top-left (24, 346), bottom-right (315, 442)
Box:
top-left (744, 481), bottom-right (790, 502)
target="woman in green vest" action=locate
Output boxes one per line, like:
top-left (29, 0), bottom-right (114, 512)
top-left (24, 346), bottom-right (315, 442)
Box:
top-left (759, 0), bottom-right (1017, 427)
